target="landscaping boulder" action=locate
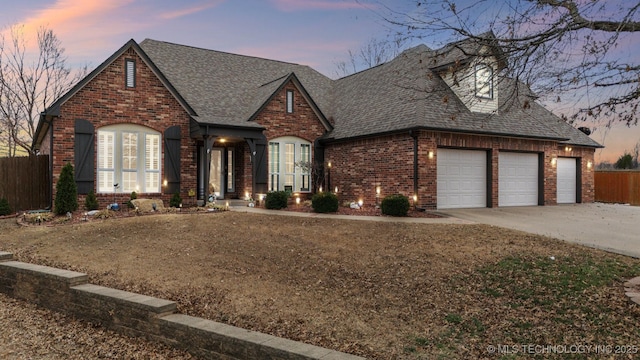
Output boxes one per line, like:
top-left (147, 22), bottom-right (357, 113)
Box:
top-left (130, 199), bottom-right (165, 212)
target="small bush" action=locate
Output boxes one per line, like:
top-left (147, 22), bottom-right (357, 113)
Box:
top-left (312, 192), bottom-right (339, 213)
top-left (55, 163), bottom-right (78, 215)
top-left (127, 191), bottom-right (138, 208)
top-left (381, 194), bottom-right (410, 216)
top-left (169, 192), bottom-right (182, 208)
top-left (0, 197), bottom-right (12, 216)
top-left (265, 191), bottom-right (288, 209)
top-left (85, 190), bottom-right (99, 211)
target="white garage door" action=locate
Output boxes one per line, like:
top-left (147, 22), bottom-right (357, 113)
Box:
top-left (437, 149), bottom-right (487, 209)
top-left (499, 152), bottom-right (539, 207)
top-left (557, 158), bottom-right (577, 204)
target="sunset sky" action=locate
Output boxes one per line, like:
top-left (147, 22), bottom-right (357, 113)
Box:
top-left (1, 0), bottom-right (637, 163)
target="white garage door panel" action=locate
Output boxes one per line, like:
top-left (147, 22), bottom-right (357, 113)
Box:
top-left (437, 149), bottom-right (487, 209)
top-left (557, 158), bottom-right (577, 204)
top-left (499, 152), bottom-right (539, 207)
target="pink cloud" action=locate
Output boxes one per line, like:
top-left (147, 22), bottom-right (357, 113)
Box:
top-left (158, 1), bottom-right (225, 20)
top-left (269, 0), bottom-right (371, 12)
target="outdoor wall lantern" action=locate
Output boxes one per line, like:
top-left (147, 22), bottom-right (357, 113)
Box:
top-left (551, 157), bottom-right (557, 166)
top-left (587, 161), bottom-right (593, 169)
top-left (428, 151), bottom-right (434, 159)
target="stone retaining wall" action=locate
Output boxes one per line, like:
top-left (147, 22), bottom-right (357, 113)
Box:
top-left (0, 252), bottom-right (363, 360)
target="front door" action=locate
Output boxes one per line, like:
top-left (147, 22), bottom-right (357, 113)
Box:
top-left (209, 148), bottom-right (224, 199)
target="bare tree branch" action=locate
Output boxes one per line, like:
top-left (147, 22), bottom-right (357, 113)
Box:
top-left (0, 25), bottom-right (87, 156)
top-left (363, 0), bottom-right (640, 127)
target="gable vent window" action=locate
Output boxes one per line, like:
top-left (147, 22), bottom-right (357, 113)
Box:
top-left (474, 63), bottom-right (493, 99)
top-left (125, 59), bottom-right (136, 88)
top-left (286, 90), bottom-right (294, 113)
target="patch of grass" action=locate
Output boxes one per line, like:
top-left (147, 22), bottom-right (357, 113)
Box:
top-left (445, 313), bottom-right (462, 324)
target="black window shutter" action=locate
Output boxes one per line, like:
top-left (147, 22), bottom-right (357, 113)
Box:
top-left (164, 126), bottom-right (181, 194)
top-left (254, 140), bottom-right (268, 194)
top-left (74, 119), bottom-right (95, 194)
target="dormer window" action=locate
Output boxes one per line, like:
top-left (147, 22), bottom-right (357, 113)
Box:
top-left (125, 59), bottom-right (136, 88)
top-left (474, 63), bottom-right (493, 99)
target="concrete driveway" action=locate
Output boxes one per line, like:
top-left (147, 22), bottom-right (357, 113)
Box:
top-left (441, 203), bottom-right (640, 258)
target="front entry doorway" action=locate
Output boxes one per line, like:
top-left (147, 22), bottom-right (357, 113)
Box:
top-left (199, 146), bottom-right (235, 201)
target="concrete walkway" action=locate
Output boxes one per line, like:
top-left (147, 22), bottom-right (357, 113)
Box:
top-left (229, 204), bottom-right (473, 224)
top-left (230, 201), bottom-right (640, 258)
top-left (441, 203), bottom-right (640, 258)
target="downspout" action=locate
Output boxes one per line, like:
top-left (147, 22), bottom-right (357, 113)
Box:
top-left (409, 129), bottom-right (424, 211)
top-left (44, 113), bottom-right (54, 210)
top-left (409, 130), bottom-right (418, 200)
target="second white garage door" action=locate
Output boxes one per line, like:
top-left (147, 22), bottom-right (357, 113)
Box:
top-left (499, 152), bottom-right (539, 207)
top-left (557, 158), bottom-right (577, 203)
top-left (437, 149), bottom-right (487, 209)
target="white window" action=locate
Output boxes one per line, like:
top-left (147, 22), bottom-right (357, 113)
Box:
top-left (125, 59), bottom-right (136, 88)
top-left (269, 142), bottom-right (280, 192)
top-left (268, 136), bottom-right (312, 192)
top-left (286, 90), bottom-right (294, 113)
top-left (97, 131), bottom-right (115, 193)
top-left (97, 124), bottom-right (161, 193)
top-left (475, 63), bottom-right (493, 99)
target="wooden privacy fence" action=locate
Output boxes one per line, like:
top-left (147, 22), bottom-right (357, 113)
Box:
top-left (595, 170), bottom-right (640, 206)
top-left (0, 156), bottom-right (50, 212)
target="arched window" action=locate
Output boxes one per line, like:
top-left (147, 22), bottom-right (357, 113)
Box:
top-left (474, 63), bottom-right (493, 99)
top-left (97, 124), bottom-right (161, 193)
top-left (268, 136), bottom-right (312, 192)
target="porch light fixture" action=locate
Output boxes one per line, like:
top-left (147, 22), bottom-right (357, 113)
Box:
top-left (565, 146), bottom-right (572, 152)
top-left (219, 138), bottom-right (226, 143)
top-left (551, 157), bottom-right (557, 166)
top-left (428, 151), bottom-right (434, 159)
top-left (163, 179), bottom-right (168, 187)
top-left (376, 186), bottom-right (381, 195)
top-left (587, 161), bottom-right (592, 169)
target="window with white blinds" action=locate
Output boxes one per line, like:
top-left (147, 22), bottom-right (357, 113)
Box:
top-left (97, 124), bottom-right (161, 193)
top-left (97, 131), bottom-right (115, 193)
top-left (268, 136), bottom-right (312, 192)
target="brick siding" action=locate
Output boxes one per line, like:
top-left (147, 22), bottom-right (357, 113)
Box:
top-left (325, 130), bottom-right (596, 209)
top-left (50, 48), bottom-right (196, 209)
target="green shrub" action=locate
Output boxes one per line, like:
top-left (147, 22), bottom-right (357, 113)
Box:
top-left (169, 192), bottom-right (182, 208)
top-left (381, 194), bottom-right (410, 217)
top-left (312, 192), bottom-right (339, 213)
top-left (54, 163), bottom-right (78, 215)
top-left (265, 191), bottom-right (288, 209)
top-left (0, 197), bottom-right (11, 216)
top-left (127, 191), bottom-right (138, 208)
top-left (85, 190), bottom-right (99, 211)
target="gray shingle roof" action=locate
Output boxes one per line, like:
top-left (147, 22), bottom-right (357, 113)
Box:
top-left (138, 38), bottom-right (600, 148)
top-left (326, 43), bottom-right (601, 147)
top-left (139, 39), bottom-right (333, 128)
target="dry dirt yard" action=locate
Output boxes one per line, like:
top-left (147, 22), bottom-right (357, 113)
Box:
top-left (1, 211), bottom-right (639, 359)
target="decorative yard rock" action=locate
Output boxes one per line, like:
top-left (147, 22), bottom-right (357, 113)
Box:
top-left (130, 199), bottom-right (165, 213)
top-left (624, 277), bottom-right (640, 305)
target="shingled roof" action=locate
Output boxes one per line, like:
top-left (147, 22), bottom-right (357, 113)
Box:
top-left (138, 39), bottom-right (333, 129)
top-left (326, 42), bottom-right (601, 147)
